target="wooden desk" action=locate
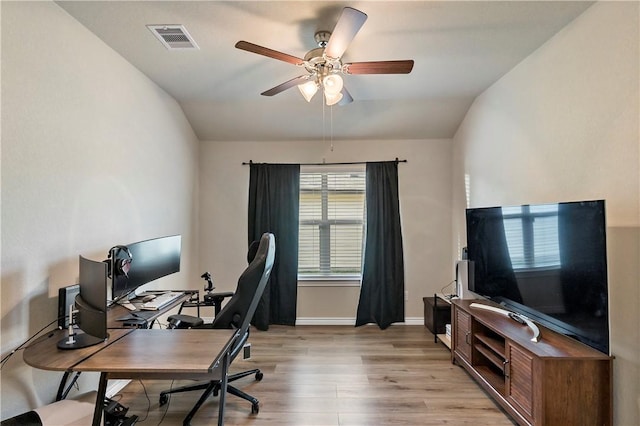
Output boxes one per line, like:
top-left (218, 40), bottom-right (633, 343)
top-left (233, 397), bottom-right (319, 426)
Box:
top-left (24, 328), bottom-right (237, 426)
top-left (23, 328), bottom-right (133, 371)
top-left (108, 290), bottom-right (196, 329)
top-left (43, 290), bottom-right (196, 400)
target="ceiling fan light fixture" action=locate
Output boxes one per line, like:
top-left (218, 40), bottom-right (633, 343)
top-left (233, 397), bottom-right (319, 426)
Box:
top-left (298, 80), bottom-right (319, 102)
top-left (322, 74), bottom-right (343, 96)
top-left (324, 91), bottom-right (343, 106)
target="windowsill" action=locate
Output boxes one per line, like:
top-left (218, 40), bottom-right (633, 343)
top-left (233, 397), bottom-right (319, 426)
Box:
top-left (514, 266), bottom-right (561, 274)
top-left (298, 276), bottom-right (361, 287)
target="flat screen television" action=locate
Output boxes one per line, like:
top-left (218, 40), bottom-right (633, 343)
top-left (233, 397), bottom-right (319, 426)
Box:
top-left (111, 235), bottom-right (181, 302)
top-left (58, 256), bottom-right (109, 349)
top-left (465, 200), bottom-right (609, 354)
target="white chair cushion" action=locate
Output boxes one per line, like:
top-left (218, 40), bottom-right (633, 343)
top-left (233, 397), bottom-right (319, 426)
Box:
top-left (33, 392), bottom-right (100, 426)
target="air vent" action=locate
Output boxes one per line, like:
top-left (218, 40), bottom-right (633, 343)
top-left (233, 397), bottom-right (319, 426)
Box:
top-left (147, 25), bottom-right (199, 50)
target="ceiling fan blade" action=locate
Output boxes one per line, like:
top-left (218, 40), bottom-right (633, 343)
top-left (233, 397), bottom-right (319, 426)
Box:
top-left (235, 41), bottom-right (304, 65)
top-left (324, 7), bottom-right (368, 59)
top-left (261, 75), bottom-right (310, 96)
top-left (343, 60), bottom-right (415, 75)
top-left (338, 87), bottom-right (353, 106)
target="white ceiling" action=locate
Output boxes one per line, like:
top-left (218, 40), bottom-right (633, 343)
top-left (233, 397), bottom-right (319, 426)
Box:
top-left (55, 1), bottom-right (594, 142)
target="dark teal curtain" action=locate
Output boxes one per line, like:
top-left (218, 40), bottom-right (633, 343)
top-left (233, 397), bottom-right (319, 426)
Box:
top-left (356, 161), bottom-right (405, 329)
top-left (248, 163), bottom-right (300, 330)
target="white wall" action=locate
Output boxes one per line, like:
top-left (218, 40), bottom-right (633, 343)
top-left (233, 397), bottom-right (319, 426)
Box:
top-left (199, 138), bottom-right (453, 321)
top-left (1, 2), bottom-right (200, 418)
top-left (451, 2), bottom-right (639, 424)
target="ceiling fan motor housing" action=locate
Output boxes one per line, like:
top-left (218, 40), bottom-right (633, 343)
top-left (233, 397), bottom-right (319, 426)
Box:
top-left (303, 46), bottom-right (341, 78)
top-left (314, 31), bottom-right (331, 47)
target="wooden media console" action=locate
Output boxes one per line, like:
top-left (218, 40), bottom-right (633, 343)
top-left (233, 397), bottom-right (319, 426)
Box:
top-left (451, 299), bottom-right (612, 426)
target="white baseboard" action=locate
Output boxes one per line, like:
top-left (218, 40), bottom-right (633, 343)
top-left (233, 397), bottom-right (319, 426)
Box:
top-left (404, 317), bottom-right (423, 325)
top-left (207, 317), bottom-right (423, 326)
top-left (295, 317), bottom-right (423, 326)
top-left (296, 317), bottom-right (354, 325)
top-left (106, 380), bottom-right (131, 398)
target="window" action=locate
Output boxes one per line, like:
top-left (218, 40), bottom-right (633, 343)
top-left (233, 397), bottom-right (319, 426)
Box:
top-left (298, 165), bottom-right (366, 280)
top-left (502, 204), bottom-right (561, 270)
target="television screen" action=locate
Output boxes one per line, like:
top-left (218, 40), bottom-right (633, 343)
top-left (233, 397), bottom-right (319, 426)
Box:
top-left (111, 235), bottom-right (181, 301)
top-left (465, 200), bottom-right (609, 354)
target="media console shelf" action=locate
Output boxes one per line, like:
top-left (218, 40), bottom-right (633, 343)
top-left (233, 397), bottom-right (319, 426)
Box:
top-left (451, 299), bottom-right (612, 426)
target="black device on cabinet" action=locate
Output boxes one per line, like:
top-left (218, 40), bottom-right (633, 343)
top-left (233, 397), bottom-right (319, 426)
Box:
top-left (465, 199), bottom-right (609, 354)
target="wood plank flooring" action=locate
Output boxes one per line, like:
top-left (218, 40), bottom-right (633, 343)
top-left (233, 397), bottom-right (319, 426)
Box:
top-left (114, 325), bottom-right (515, 425)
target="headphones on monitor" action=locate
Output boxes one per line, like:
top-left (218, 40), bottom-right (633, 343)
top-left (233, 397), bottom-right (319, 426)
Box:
top-left (108, 245), bottom-right (133, 278)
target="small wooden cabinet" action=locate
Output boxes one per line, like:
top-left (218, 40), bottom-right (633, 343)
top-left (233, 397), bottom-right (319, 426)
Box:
top-left (424, 294), bottom-right (452, 348)
top-left (451, 299), bottom-right (612, 426)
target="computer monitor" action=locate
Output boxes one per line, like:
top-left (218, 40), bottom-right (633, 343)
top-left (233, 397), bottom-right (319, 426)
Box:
top-left (57, 284), bottom-right (79, 328)
top-left (57, 256), bottom-right (109, 349)
top-left (111, 235), bottom-right (181, 302)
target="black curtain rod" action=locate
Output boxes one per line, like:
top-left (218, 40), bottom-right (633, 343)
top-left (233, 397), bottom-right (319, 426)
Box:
top-left (242, 158), bottom-right (407, 166)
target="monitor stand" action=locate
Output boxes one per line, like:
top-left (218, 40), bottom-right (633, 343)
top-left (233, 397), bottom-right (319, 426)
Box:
top-left (57, 330), bottom-right (107, 350)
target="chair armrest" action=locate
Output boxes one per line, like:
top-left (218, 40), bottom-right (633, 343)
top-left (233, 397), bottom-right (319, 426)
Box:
top-left (168, 314), bottom-right (205, 329)
top-left (204, 291), bottom-right (234, 301)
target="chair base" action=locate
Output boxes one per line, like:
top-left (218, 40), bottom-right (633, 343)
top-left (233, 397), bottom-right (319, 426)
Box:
top-left (159, 368), bottom-right (263, 425)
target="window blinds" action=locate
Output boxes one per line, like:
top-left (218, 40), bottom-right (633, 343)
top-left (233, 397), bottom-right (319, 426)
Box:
top-left (298, 166), bottom-right (366, 278)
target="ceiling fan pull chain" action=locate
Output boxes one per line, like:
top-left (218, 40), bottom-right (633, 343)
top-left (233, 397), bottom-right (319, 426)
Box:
top-left (330, 106), bottom-right (334, 152)
top-left (322, 97), bottom-right (326, 147)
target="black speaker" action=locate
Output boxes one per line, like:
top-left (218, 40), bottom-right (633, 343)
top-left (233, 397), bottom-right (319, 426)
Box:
top-left (455, 260), bottom-right (475, 299)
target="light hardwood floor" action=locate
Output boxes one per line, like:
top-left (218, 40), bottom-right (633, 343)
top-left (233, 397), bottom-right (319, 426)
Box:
top-left (115, 325), bottom-right (515, 425)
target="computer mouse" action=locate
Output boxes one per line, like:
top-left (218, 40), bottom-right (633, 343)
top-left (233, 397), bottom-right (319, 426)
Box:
top-left (142, 294), bottom-right (157, 303)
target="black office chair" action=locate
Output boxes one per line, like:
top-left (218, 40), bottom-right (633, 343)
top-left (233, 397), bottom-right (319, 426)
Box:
top-left (168, 241), bottom-right (260, 329)
top-left (159, 233), bottom-right (275, 424)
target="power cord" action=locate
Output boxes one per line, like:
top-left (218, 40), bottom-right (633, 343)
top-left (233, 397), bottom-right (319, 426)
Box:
top-left (134, 380), bottom-right (151, 423)
top-left (1, 317), bottom-right (63, 369)
top-left (156, 380), bottom-right (175, 425)
top-left (439, 279), bottom-right (457, 298)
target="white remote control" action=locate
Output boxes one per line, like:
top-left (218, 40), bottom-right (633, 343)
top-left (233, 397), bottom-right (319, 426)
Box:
top-left (469, 303), bottom-right (540, 342)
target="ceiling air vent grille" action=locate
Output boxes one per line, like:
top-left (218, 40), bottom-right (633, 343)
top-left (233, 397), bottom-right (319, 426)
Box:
top-left (147, 25), bottom-right (199, 50)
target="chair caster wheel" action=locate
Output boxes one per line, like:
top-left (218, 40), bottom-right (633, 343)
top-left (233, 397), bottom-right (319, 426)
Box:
top-left (251, 402), bottom-right (259, 414)
top-left (159, 393), bottom-right (168, 406)
top-left (255, 371), bottom-right (263, 381)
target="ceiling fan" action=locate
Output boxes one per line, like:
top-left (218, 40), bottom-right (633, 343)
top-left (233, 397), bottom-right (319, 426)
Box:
top-left (235, 7), bottom-right (414, 106)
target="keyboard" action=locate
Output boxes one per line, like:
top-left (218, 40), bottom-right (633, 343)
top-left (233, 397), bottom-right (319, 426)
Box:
top-left (140, 291), bottom-right (184, 310)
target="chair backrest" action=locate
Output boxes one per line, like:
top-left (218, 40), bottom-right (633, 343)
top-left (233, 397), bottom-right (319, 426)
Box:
top-left (211, 233), bottom-right (275, 337)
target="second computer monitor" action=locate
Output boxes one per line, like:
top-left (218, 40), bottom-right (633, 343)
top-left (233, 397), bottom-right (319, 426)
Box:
top-left (112, 235), bottom-right (181, 301)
